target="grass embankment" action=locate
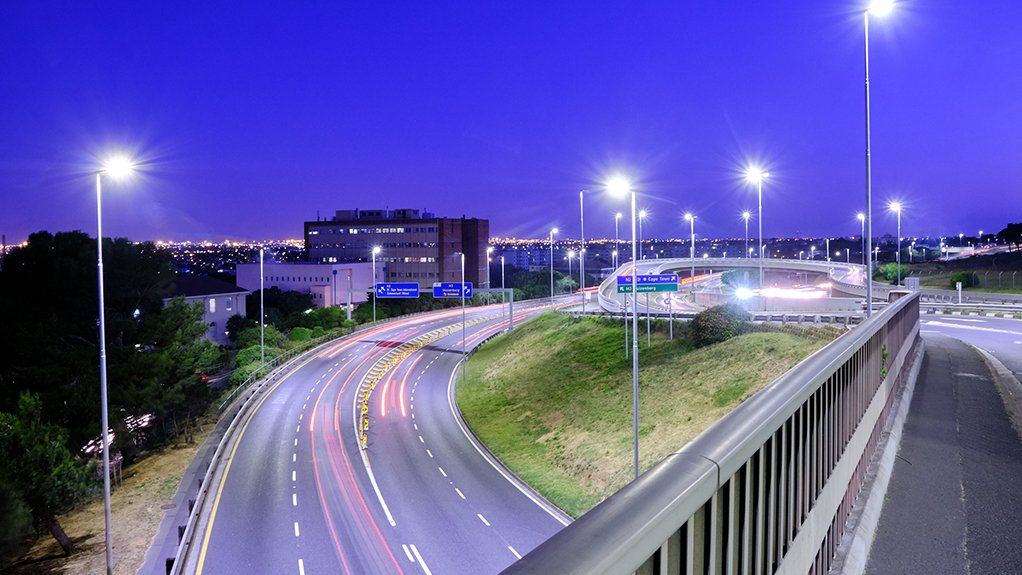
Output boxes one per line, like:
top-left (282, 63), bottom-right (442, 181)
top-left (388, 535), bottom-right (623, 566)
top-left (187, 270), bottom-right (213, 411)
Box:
top-left (457, 313), bottom-right (832, 517)
top-left (1, 427), bottom-right (210, 575)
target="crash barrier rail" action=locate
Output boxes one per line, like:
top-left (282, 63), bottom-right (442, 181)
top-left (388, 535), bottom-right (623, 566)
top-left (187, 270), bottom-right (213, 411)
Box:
top-left (505, 292), bottom-right (920, 575)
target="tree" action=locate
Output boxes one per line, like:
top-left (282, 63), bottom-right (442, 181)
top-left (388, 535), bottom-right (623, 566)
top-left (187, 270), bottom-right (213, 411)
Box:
top-left (0, 393), bottom-right (94, 556)
top-left (995, 223), bottom-right (1022, 251)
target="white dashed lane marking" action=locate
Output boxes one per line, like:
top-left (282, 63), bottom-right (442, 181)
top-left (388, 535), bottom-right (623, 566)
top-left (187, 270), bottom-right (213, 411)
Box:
top-left (455, 488), bottom-right (465, 500)
top-left (477, 513), bottom-right (490, 527)
top-left (294, 522), bottom-right (300, 537)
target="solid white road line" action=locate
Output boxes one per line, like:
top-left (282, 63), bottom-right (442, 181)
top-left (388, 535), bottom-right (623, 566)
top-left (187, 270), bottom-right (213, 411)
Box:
top-left (409, 544), bottom-right (433, 575)
top-left (402, 544), bottom-right (414, 562)
top-left (351, 369), bottom-right (398, 527)
top-left (446, 363), bottom-right (571, 526)
top-left (508, 545), bottom-right (522, 559)
top-left (477, 513), bottom-right (490, 526)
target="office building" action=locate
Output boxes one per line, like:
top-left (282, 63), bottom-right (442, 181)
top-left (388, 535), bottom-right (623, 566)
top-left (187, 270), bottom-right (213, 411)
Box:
top-left (304, 208), bottom-right (489, 289)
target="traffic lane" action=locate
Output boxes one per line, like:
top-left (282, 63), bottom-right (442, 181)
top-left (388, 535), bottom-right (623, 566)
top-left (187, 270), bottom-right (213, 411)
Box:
top-left (309, 341), bottom-right (408, 575)
top-left (369, 321), bottom-right (564, 573)
top-left (197, 352), bottom-right (346, 575)
top-left (920, 316), bottom-right (1022, 378)
top-left (365, 311), bottom-right (567, 574)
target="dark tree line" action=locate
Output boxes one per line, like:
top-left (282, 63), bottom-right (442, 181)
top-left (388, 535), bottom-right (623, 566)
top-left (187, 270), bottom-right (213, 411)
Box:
top-left (0, 231), bottom-right (223, 555)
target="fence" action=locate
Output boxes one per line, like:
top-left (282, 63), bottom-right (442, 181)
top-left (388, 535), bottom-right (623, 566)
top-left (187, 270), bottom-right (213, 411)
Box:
top-left (505, 292), bottom-right (920, 575)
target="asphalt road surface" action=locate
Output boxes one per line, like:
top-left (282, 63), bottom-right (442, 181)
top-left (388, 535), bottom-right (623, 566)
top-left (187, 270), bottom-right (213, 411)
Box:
top-left (188, 300), bottom-right (572, 575)
top-left (866, 316), bottom-right (1022, 574)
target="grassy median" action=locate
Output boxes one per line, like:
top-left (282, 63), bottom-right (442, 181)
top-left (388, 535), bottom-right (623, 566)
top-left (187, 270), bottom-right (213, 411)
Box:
top-left (457, 313), bottom-right (832, 517)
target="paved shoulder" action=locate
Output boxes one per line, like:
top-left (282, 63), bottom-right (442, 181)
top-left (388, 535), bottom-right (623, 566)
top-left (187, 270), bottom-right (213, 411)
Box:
top-left (866, 334), bottom-right (1022, 575)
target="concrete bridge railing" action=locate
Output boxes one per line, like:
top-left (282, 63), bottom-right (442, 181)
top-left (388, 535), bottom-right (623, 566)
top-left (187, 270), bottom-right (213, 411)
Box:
top-left (505, 292), bottom-right (921, 575)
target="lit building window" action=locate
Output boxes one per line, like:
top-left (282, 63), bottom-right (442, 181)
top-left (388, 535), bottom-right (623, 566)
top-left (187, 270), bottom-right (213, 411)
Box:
top-left (209, 299), bottom-right (216, 313)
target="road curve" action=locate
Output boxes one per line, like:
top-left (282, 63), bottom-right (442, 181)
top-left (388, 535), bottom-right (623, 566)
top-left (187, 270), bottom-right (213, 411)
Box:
top-left (186, 300), bottom-right (572, 575)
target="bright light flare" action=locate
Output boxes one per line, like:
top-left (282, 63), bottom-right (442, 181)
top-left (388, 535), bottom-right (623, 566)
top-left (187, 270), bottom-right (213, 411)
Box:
top-left (551, 227), bottom-right (559, 235)
top-left (868, 0), bottom-right (894, 16)
top-left (372, 246), bottom-right (382, 255)
top-left (888, 201), bottom-right (902, 213)
top-left (684, 212), bottom-right (694, 222)
top-left (742, 211), bottom-right (751, 221)
top-left (735, 287), bottom-right (754, 300)
top-left (857, 212), bottom-right (865, 222)
top-left (744, 166), bottom-right (769, 184)
top-left (102, 156), bottom-right (135, 179)
top-left (606, 175), bottom-right (631, 197)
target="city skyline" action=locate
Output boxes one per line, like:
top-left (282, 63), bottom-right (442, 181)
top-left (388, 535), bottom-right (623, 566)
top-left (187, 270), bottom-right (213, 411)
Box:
top-left (2, 2), bottom-right (1020, 244)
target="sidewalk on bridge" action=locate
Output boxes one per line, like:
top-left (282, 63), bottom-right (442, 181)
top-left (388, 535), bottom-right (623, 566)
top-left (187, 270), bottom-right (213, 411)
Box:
top-left (863, 334), bottom-right (1022, 574)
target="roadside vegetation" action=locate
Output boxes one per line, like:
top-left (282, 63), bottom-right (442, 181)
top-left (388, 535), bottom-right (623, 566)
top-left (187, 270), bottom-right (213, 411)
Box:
top-left (457, 307), bottom-right (837, 517)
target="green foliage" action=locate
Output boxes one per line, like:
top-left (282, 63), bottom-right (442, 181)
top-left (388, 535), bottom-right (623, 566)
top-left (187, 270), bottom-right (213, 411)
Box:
top-left (225, 314), bottom-right (256, 341)
top-left (288, 326), bottom-right (312, 343)
top-left (0, 393), bottom-right (94, 555)
top-left (879, 262), bottom-right (903, 284)
top-left (234, 325), bottom-right (286, 349)
top-left (950, 271), bottom-right (977, 288)
top-left (690, 304), bottom-right (750, 348)
top-left (236, 345), bottom-right (277, 367)
top-left (311, 326), bottom-right (325, 339)
top-left (0, 230), bottom-right (222, 453)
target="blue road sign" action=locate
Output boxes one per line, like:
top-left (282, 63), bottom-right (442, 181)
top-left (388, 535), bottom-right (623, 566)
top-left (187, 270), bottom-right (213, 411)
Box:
top-left (617, 274), bottom-right (679, 285)
top-left (375, 283), bottom-right (420, 298)
top-left (433, 282), bottom-right (473, 298)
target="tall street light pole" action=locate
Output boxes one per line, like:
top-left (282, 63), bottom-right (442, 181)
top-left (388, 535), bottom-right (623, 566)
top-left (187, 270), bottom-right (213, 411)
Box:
top-left (460, 252), bottom-right (466, 379)
top-left (95, 155), bottom-right (134, 575)
top-left (500, 255), bottom-right (506, 326)
top-left (371, 246), bottom-right (381, 322)
top-left (549, 228), bottom-right (558, 299)
top-left (742, 211), bottom-right (751, 259)
top-left (579, 190), bottom-right (586, 313)
top-left (638, 210), bottom-right (647, 260)
top-left (890, 201), bottom-right (902, 285)
top-left (864, 0), bottom-right (894, 316)
top-left (857, 212), bottom-right (866, 268)
top-left (260, 248), bottom-right (265, 367)
top-left (607, 175), bottom-right (640, 480)
top-left (486, 246), bottom-right (494, 289)
top-left (615, 212), bottom-right (622, 266)
top-left (567, 250), bottom-right (575, 292)
top-left (684, 213), bottom-right (696, 290)
top-left (745, 167), bottom-right (769, 288)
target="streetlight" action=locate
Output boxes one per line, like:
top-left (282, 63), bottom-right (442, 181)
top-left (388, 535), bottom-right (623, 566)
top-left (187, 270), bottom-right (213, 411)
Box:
top-left (846, 248), bottom-right (851, 263)
top-left (486, 246), bottom-right (494, 289)
top-left (615, 212), bottom-right (622, 266)
top-left (745, 166), bottom-right (769, 288)
top-left (684, 213), bottom-right (696, 290)
top-left (371, 246), bottom-right (381, 322)
top-left (857, 212), bottom-right (866, 268)
top-left (799, 250), bottom-right (804, 260)
top-left (863, 0), bottom-right (895, 316)
top-left (889, 201), bottom-right (902, 285)
top-left (959, 232), bottom-right (964, 247)
top-left (567, 250), bottom-right (575, 292)
top-left (95, 154), bottom-right (135, 575)
top-left (606, 175), bottom-right (640, 480)
top-left (639, 210), bottom-right (648, 260)
top-left (612, 249), bottom-right (619, 270)
top-left (500, 255), bottom-right (507, 327)
top-left (810, 245), bottom-right (817, 260)
top-left (742, 211), bottom-right (751, 259)
top-left (549, 228), bottom-right (558, 298)
top-left (909, 241), bottom-right (915, 263)
top-left (579, 190), bottom-right (587, 313)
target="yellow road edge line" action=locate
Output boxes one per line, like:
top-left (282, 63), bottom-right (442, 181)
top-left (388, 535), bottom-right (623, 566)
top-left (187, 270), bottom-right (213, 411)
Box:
top-left (194, 351), bottom-right (322, 574)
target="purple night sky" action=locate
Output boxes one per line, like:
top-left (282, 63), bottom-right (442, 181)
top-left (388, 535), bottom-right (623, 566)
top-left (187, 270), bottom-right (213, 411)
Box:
top-left (2, 1), bottom-right (1020, 244)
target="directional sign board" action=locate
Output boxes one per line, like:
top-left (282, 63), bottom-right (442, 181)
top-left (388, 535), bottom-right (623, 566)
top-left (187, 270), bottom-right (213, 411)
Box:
top-left (433, 282), bottom-right (473, 298)
top-left (375, 283), bottom-right (420, 298)
top-left (617, 274), bottom-right (679, 294)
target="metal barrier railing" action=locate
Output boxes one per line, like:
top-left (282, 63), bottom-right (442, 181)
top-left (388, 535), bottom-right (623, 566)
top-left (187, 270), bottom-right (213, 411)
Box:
top-left (504, 292), bottom-right (920, 575)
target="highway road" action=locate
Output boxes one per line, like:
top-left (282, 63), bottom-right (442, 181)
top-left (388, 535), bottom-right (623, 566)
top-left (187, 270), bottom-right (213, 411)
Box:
top-left (919, 314), bottom-right (1022, 378)
top-left (186, 299), bottom-right (572, 575)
